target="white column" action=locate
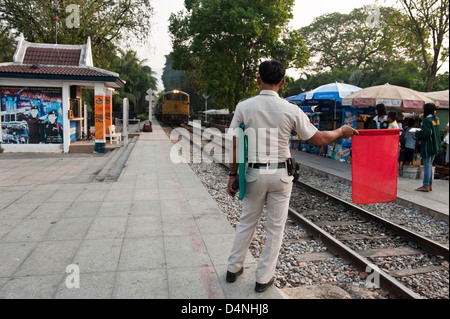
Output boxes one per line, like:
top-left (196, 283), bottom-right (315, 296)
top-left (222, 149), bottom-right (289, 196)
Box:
top-left (123, 98), bottom-right (129, 147)
top-left (83, 101), bottom-right (88, 138)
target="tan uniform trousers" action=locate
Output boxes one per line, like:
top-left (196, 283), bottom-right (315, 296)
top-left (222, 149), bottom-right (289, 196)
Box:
top-left (227, 166), bottom-right (293, 284)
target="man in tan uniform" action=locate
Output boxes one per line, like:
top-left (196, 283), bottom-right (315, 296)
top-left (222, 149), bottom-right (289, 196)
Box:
top-left (226, 60), bottom-right (358, 293)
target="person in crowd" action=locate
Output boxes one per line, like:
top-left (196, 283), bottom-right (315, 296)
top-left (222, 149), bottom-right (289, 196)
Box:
top-left (396, 111), bottom-right (405, 130)
top-left (225, 60), bottom-right (358, 293)
top-left (415, 103), bottom-right (441, 192)
top-left (387, 111), bottom-right (399, 129)
top-left (369, 103), bottom-right (389, 129)
top-left (289, 130), bottom-right (299, 150)
top-left (403, 118), bottom-right (417, 166)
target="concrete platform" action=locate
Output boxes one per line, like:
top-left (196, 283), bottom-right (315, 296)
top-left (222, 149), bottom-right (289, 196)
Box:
top-left (0, 120), bottom-right (283, 299)
top-left (291, 149), bottom-right (449, 222)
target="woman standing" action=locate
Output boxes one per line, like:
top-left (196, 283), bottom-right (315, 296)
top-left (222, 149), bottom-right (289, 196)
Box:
top-left (368, 103), bottom-right (389, 129)
top-left (415, 103), bottom-right (442, 192)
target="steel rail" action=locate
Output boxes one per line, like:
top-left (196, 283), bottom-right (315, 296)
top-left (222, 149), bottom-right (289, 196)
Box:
top-left (295, 180), bottom-right (449, 260)
top-left (288, 207), bottom-right (422, 299)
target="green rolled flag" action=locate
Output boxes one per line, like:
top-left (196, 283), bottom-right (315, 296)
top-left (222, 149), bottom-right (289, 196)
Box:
top-left (238, 123), bottom-right (247, 200)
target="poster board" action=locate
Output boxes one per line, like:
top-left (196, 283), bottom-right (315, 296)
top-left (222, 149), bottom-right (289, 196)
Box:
top-left (0, 86), bottom-right (63, 144)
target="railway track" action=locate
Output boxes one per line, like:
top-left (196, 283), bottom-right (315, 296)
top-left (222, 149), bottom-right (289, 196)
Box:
top-left (163, 121), bottom-right (449, 299)
top-left (289, 182), bottom-right (448, 299)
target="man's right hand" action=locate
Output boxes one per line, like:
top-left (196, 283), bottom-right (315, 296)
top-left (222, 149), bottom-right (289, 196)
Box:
top-left (339, 125), bottom-right (359, 139)
top-left (227, 176), bottom-right (238, 197)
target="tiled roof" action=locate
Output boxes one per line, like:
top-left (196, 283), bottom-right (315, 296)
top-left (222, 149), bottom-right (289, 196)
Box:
top-left (1, 35), bottom-right (124, 87)
top-left (23, 47), bottom-right (81, 66)
top-left (0, 64), bottom-right (115, 77)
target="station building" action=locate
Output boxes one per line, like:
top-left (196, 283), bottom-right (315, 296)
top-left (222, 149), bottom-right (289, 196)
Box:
top-left (0, 33), bottom-right (125, 153)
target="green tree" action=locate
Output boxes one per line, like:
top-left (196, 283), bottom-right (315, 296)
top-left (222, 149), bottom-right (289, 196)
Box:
top-left (285, 60), bottom-right (428, 98)
top-left (396, 0), bottom-right (449, 91)
top-left (433, 71), bottom-right (449, 91)
top-left (162, 55), bottom-right (188, 92)
top-left (299, 6), bottom-right (409, 72)
top-left (0, 0), bottom-right (153, 69)
top-left (0, 25), bottom-right (15, 62)
top-left (285, 5), bottom-right (439, 99)
top-left (285, 68), bottom-right (353, 97)
top-left (111, 49), bottom-right (157, 116)
top-left (169, 0), bottom-right (309, 112)
top-left (363, 60), bottom-right (426, 90)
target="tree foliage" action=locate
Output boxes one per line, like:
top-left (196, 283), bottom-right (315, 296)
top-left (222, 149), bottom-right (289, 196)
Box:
top-left (169, 0), bottom-right (309, 111)
top-left (0, 25), bottom-right (15, 63)
top-left (299, 6), bottom-right (409, 72)
top-left (0, 0), bottom-right (153, 69)
top-left (162, 55), bottom-right (188, 92)
top-left (110, 49), bottom-right (158, 116)
top-left (286, 4), bottom-right (449, 97)
top-left (396, 0), bottom-right (449, 91)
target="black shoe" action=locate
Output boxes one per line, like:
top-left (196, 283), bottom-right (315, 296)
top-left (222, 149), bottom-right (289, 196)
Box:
top-left (255, 278), bottom-right (274, 293)
top-left (226, 268), bottom-right (244, 283)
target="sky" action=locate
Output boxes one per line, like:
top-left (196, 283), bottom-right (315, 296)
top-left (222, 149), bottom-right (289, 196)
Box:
top-left (138, 0), bottom-right (398, 91)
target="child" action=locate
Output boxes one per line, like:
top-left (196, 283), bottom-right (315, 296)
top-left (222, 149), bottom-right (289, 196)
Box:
top-left (387, 111), bottom-right (399, 129)
top-left (403, 118), bottom-right (417, 166)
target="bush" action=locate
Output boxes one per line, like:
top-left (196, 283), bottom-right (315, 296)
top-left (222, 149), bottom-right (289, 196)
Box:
top-left (137, 113), bottom-right (148, 121)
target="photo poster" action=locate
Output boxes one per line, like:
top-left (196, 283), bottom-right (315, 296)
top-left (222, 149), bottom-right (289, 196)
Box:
top-left (94, 95), bottom-right (104, 140)
top-left (0, 86), bottom-right (63, 144)
top-left (342, 107), bottom-right (357, 148)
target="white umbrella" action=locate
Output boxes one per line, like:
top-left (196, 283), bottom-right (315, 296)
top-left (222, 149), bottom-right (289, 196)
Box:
top-left (342, 83), bottom-right (434, 110)
top-left (304, 82), bottom-right (361, 101)
top-left (421, 90), bottom-right (449, 109)
top-left (203, 109), bottom-right (229, 115)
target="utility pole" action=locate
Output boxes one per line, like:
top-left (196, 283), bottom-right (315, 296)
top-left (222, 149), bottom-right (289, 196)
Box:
top-left (202, 93), bottom-right (210, 123)
top-left (52, 1), bottom-right (60, 44)
top-left (143, 89), bottom-right (153, 132)
top-left (146, 89), bottom-right (153, 121)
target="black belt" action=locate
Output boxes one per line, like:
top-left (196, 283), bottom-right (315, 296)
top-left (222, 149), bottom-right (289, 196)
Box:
top-left (249, 162), bottom-right (286, 169)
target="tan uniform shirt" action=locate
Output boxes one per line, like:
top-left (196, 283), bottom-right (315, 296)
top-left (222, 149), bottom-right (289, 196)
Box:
top-left (229, 90), bottom-right (318, 163)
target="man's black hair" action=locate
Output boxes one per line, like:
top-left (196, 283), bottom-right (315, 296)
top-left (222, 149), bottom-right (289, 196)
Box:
top-left (375, 103), bottom-right (387, 116)
top-left (423, 103), bottom-right (437, 120)
top-left (387, 111), bottom-right (397, 122)
top-left (259, 60), bottom-right (286, 85)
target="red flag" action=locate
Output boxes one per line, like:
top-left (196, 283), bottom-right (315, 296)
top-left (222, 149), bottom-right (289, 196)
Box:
top-left (352, 129), bottom-right (401, 204)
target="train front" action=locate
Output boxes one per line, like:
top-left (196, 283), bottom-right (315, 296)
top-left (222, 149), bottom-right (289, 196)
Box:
top-left (161, 90), bottom-right (190, 124)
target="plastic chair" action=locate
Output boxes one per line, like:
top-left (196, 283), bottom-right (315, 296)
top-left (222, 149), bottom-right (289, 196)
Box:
top-left (109, 125), bottom-right (122, 144)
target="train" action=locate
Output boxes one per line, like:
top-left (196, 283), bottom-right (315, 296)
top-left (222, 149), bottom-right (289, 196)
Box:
top-left (154, 90), bottom-right (190, 125)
